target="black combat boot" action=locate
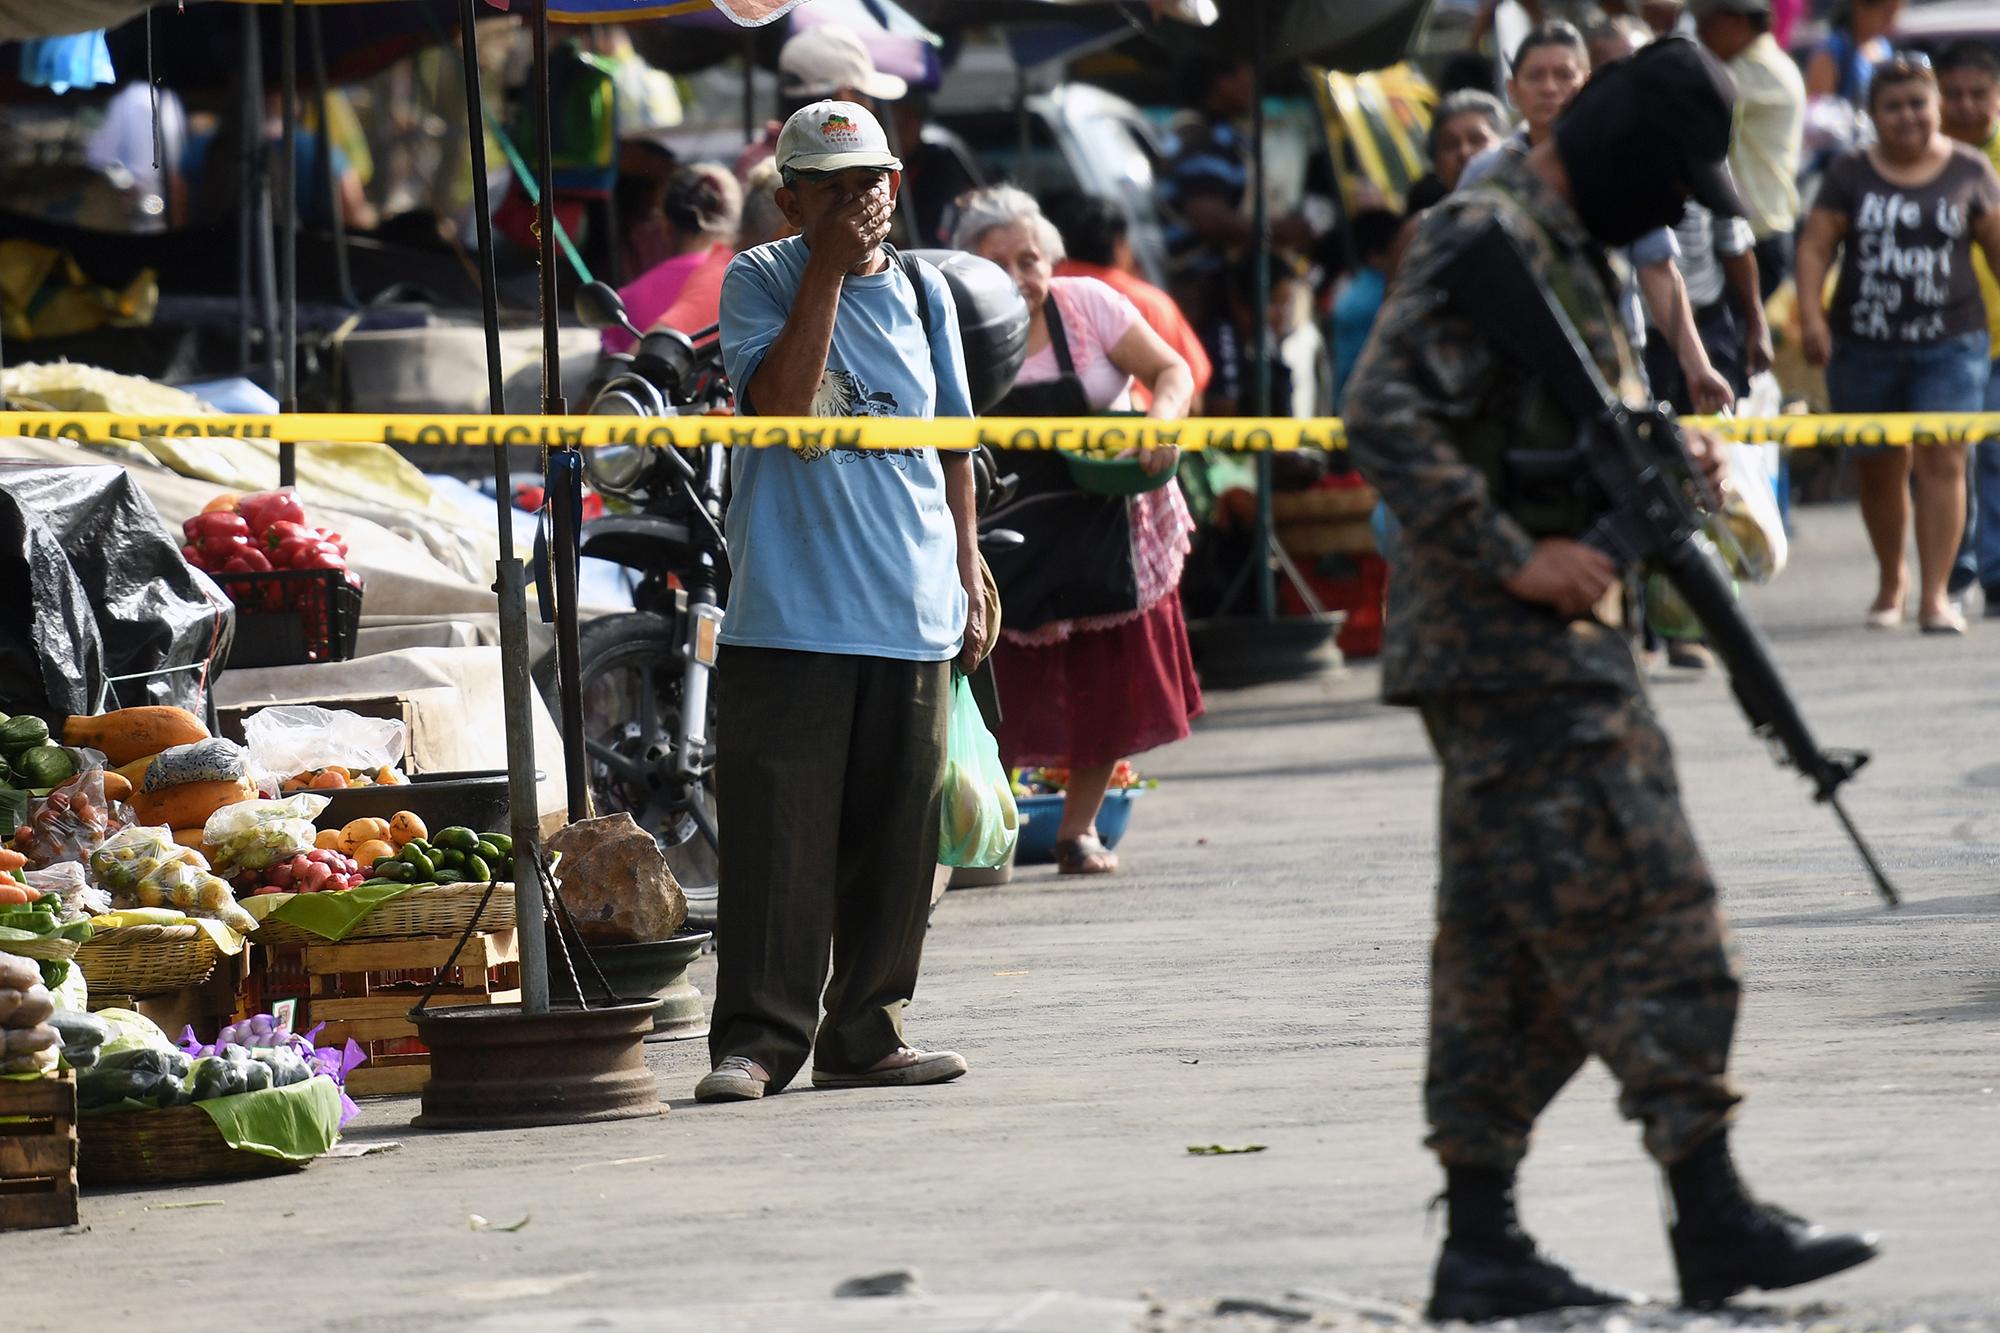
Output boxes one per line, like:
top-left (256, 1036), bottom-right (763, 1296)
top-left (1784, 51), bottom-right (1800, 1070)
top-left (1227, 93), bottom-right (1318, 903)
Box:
top-left (1667, 1133), bottom-right (1880, 1307)
top-left (1426, 1167), bottom-right (1640, 1323)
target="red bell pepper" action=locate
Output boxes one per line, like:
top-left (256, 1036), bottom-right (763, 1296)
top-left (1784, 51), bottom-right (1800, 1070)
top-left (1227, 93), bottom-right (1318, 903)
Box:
top-left (181, 542), bottom-right (210, 571)
top-left (183, 511), bottom-right (250, 544)
top-left (222, 547), bottom-right (273, 574)
top-left (296, 546), bottom-right (348, 572)
top-left (238, 489), bottom-right (306, 537)
top-left (200, 532), bottom-right (252, 563)
top-left (312, 527), bottom-right (349, 556)
top-left (262, 519), bottom-right (313, 555)
top-left (274, 535), bottom-right (340, 569)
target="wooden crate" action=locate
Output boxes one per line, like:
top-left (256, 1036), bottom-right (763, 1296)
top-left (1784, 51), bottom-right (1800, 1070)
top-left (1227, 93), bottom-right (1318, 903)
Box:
top-left (304, 931), bottom-right (520, 1098)
top-left (0, 1071), bottom-right (79, 1232)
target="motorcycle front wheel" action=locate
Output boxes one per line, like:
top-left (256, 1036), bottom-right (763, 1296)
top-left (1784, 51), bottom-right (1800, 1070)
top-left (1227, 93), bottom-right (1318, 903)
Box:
top-left (533, 611), bottom-right (720, 926)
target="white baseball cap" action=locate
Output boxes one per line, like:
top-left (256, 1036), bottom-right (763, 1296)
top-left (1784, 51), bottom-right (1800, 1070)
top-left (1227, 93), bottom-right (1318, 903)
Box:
top-left (779, 25), bottom-right (908, 103)
top-left (775, 100), bottom-right (904, 176)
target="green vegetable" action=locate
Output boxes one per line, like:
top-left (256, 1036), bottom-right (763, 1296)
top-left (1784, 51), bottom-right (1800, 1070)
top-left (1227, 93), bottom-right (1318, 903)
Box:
top-left (0, 715), bottom-right (50, 755)
top-left (438, 848), bottom-right (466, 871)
top-left (0, 784), bottom-right (24, 839)
top-left (399, 846), bottom-right (435, 879)
top-left (432, 869), bottom-right (465, 884)
top-left (368, 858), bottom-right (414, 884)
top-left (434, 826), bottom-right (480, 853)
top-left (474, 839), bottom-right (502, 862)
top-left (359, 876), bottom-right (406, 889)
top-left (14, 744), bottom-right (74, 789)
top-left (483, 832), bottom-right (513, 857)
top-left (464, 855), bottom-right (491, 883)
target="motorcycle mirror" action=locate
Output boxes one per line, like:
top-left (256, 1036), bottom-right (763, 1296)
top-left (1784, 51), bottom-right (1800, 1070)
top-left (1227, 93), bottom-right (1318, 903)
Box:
top-left (576, 281), bottom-right (639, 337)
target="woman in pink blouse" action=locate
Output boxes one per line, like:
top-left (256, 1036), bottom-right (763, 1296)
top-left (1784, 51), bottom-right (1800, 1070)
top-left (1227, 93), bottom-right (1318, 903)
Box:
top-left (955, 187), bottom-right (1200, 876)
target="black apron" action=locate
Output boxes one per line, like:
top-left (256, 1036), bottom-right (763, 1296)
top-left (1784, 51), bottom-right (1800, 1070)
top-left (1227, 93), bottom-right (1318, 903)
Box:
top-left (983, 296), bottom-right (1141, 634)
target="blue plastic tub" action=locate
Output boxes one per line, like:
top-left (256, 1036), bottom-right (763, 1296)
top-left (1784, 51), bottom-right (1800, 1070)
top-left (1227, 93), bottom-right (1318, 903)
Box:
top-left (1014, 787), bottom-right (1146, 865)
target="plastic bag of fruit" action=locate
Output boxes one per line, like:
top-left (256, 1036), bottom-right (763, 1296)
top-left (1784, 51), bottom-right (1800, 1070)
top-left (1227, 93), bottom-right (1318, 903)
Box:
top-left (88, 826), bottom-right (257, 934)
top-left (202, 793), bottom-right (330, 879)
top-left (241, 705), bottom-right (406, 788)
top-left (12, 766), bottom-right (130, 871)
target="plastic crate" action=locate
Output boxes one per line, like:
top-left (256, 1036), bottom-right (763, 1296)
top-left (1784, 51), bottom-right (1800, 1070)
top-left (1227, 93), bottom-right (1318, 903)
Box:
top-left (211, 567), bottom-right (363, 668)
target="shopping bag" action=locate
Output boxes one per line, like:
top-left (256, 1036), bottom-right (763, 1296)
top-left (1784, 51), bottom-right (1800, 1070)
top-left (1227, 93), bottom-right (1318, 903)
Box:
top-left (938, 672), bottom-right (1019, 869)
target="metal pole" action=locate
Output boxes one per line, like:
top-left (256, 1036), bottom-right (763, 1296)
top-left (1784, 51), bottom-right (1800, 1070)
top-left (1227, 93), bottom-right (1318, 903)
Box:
top-left (308, 6), bottom-right (357, 308)
top-left (457, 0), bottom-right (547, 1012)
top-left (279, 0), bottom-right (299, 488)
top-left (1250, 2), bottom-right (1276, 621)
top-left (532, 2), bottom-right (562, 416)
top-left (741, 32), bottom-right (755, 144)
top-left (530, 1), bottom-right (591, 826)
top-left (237, 9), bottom-right (256, 376)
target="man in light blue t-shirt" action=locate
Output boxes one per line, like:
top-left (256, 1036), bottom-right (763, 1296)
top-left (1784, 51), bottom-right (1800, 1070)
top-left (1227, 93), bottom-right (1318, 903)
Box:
top-left (695, 100), bottom-right (981, 1105)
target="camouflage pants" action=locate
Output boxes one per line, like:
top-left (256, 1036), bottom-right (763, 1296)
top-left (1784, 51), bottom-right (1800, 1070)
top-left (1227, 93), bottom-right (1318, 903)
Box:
top-left (1417, 686), bottom-right (1741, 1171)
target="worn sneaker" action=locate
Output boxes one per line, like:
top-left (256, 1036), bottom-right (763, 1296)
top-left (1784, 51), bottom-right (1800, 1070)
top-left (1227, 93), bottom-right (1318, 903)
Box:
top-left (812, 1048), bottom-right (968, 1089)
top-left (1666, 640), bottom-right (1715, 673)
top-left (694, 1055), bottom-right (768, 1103)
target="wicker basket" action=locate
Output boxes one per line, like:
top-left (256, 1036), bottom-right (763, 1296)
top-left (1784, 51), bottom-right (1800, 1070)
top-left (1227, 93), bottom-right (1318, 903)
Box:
top-left (77, 1103), bottom-right (308, 1185)
top-left (251, 882), bottom-right (517, 950)
top-left (75, 925), bottom-right (220, 997)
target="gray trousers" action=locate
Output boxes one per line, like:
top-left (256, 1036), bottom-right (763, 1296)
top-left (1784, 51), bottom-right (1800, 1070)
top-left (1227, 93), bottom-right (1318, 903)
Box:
top-left (708, 646), bottom-right (951, 1088)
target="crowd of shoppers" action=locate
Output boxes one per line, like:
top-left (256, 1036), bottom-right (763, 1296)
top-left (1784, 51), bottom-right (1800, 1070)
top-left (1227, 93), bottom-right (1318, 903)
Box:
top-left (675, 7), bottom-right (2000, 1101)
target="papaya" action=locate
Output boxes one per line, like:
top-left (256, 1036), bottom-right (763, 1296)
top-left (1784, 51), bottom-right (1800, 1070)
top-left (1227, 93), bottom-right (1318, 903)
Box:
top-left (101, 771), bottom-right (133, 803)
top-left (64, 708), bottom-right (208, 767)
top-left (131, 777), bottom-right (256, 829)
top-left (115, 752), bottom-right (159, 790)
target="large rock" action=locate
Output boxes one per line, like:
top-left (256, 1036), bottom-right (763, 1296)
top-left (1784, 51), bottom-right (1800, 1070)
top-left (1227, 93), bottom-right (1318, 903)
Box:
top-left (546, 812), bottom-right (687, 944)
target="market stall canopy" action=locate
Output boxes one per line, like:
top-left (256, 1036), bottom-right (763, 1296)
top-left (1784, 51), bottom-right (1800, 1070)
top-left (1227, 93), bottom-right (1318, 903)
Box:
top-left (0, 1), bottom-right (466, 101)
top-left (0, 0), bottom-right (155, 43)
top-left (565, 0), bottom-right (940, 87)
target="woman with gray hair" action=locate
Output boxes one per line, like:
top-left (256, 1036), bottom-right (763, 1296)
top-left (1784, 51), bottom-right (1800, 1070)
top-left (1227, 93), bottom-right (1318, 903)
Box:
top-left (955, 185), bottom-right (1200, 877)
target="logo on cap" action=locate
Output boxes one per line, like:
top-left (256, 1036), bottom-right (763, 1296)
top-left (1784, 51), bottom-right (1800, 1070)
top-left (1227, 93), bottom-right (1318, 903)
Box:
top-left (820, 113), bottom-right (859, 146)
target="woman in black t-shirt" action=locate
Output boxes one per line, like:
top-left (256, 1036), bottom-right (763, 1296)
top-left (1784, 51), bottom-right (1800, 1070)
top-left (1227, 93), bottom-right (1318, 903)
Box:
top-left (1797, 57), bottom-right (2000, 635)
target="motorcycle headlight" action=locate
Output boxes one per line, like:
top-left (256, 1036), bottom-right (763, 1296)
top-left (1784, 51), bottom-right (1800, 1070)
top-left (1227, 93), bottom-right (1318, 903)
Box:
top-left (586, 444), bottom-right (649, 493)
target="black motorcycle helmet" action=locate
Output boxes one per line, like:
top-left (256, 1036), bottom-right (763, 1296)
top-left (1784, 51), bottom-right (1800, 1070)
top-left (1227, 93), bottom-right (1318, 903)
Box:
top-left (903, 249), bottom-right (1029, 415)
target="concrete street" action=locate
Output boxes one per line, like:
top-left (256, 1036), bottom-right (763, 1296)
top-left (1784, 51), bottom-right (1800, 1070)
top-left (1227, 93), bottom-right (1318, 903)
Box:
top-left (19, 503), bottom-right (1999, 1333)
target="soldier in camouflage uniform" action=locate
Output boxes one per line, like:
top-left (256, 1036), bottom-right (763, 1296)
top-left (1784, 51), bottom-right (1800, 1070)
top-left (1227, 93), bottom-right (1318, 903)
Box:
top-left (1343, 38), bottom-right (1878, 1322)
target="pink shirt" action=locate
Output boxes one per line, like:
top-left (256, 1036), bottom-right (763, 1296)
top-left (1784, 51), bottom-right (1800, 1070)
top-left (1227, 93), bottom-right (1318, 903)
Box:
top-left (603, 243), bottom-right (731, 354)
top-left (1016, 276), bottom-right (1142, 412)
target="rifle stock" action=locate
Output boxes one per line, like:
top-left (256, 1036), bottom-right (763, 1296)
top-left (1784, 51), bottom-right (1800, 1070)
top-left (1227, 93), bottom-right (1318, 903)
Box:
top-left (1436, 220), bottom-right (1899, 907)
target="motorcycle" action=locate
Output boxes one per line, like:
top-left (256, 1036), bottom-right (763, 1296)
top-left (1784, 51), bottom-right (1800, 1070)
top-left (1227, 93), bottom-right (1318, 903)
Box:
top-left (548, 252), bottom-right (1028, 929)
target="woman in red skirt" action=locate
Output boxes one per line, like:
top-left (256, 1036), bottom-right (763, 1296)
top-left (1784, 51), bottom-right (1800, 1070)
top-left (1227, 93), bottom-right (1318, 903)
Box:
top-left (954, 187), bottom-right (1203, 874)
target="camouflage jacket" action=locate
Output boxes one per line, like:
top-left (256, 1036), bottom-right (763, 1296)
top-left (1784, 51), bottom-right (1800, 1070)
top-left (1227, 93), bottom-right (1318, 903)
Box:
top-left (1343, 152), bottom-right (1648, 706)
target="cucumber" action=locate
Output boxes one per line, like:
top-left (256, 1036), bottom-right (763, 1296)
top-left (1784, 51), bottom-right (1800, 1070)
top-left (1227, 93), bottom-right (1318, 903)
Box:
top-left (432, 869), bottom-right (465, 885)
top-left (474, 839), bottom-right (502, 862)
top-left (435, 827), bottom-right (480, 853)
top-left (439, 848), bottom-right (466, 871)
top-left (483, 833), bottom-right (513, 857)
top-left (399, 847), bottom-right (435, 879)
top-left (464, 855), bottom-right (491, 883)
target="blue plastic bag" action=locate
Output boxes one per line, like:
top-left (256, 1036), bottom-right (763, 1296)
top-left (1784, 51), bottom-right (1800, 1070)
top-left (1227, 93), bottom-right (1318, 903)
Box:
top-left (937, 672), bottom-right (1018, 869)
top-left (19, 32), bottom-right (114, 95)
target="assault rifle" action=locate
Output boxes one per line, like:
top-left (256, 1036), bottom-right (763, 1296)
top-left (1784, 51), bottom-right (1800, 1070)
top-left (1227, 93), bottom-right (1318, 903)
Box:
top-left (1437, 221), bottom-right (1899, 907)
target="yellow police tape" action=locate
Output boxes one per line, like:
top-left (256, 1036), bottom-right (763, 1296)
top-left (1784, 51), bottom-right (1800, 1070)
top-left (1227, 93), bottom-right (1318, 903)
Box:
top-left (2, 410), bottom-right (1998, 451)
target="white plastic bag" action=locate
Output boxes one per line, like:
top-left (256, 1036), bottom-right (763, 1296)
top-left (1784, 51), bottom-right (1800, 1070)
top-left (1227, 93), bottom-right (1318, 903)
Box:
top-left (203, 794), bottom-right (330, 878)
top-left (242, 705), bottom-right (408, 784)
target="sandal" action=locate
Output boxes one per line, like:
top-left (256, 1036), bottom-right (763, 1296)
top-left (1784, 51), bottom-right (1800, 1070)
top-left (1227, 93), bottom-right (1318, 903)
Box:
top-left (1055, 833), bottom-right (1118, 876)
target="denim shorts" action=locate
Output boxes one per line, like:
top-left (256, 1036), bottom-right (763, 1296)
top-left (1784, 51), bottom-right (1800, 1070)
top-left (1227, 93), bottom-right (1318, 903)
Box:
top-left (1827, 332), bottom-right (1992, 454)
